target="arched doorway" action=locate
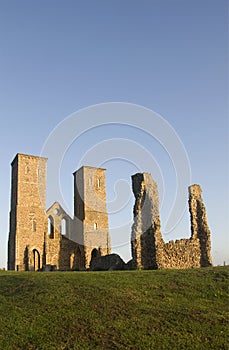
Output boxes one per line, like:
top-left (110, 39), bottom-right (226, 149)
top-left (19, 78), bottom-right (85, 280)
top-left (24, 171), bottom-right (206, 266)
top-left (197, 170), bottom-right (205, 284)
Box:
top-left (91, 248), bottom-right (99, 260)
top-left (33, 249), bottom-right (40, 271)
top-left (90, 248), bottom-right (100, 268)
top-left (74, 247), bottom-right (84, 270)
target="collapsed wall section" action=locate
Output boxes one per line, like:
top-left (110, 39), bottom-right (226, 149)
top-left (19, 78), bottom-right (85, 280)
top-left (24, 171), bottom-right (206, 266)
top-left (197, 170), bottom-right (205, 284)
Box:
top-left (160, 239), bottom-right (201, 269)
top-left (131, 173), bottom-right (212, 269)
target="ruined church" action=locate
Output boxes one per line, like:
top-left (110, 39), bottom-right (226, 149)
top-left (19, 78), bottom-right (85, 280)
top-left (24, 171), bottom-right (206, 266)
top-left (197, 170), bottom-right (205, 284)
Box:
top-left (8, 153), bottom-right (111, 271)
top-left (8, 153), bottom-right (212, 271)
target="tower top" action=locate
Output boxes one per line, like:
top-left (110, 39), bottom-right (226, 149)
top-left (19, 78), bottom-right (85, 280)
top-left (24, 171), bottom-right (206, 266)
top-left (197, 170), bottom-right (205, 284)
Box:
top-left (11, 153), bottom-right (48, 166)
top-left (73, 165), bottom-right (106, 175)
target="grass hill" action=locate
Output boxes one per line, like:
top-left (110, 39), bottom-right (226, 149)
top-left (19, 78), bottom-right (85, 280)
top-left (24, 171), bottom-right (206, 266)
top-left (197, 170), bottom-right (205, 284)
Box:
top-left (0, 266), bottom-right (228, 350)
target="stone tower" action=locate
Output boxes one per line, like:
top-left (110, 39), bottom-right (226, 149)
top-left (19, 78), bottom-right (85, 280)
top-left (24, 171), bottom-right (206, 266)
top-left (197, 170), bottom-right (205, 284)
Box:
top-left (8, 154), bottom-right (47, 271)
top-left (73, 166), bottom-right (111, 268)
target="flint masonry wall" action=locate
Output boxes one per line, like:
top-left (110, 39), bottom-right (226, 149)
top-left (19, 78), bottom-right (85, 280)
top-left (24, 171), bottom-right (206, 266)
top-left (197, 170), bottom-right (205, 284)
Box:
top-left (131, 173), bottom-right (212, 269)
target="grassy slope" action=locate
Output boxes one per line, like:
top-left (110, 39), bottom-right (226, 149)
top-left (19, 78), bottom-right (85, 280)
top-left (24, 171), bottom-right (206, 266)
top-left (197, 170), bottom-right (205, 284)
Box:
top-left (0, 267), bottom-right (228, 350)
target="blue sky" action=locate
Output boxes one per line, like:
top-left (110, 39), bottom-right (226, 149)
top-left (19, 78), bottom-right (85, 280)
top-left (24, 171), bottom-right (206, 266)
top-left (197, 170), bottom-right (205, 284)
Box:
top-left (0, 0), bottom-right (228, 267)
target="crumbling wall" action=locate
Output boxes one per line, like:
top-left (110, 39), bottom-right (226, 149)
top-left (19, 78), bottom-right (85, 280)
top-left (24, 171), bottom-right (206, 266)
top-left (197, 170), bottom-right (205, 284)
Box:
top-left (131, 173), bottom-right (212, 270)
top-left (158, 239), bottom-right (201, 269)
top-left (131, 173), bottom-right (163, 269)
top-left (59, 236), bottom-right (79, 270)
top-left (189, 184), bottom-right (212, 267)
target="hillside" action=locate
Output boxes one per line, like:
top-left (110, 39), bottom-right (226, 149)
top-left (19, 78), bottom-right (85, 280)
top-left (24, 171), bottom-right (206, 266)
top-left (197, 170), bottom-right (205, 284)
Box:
top-left (0, 267), bottom-right (228, 349)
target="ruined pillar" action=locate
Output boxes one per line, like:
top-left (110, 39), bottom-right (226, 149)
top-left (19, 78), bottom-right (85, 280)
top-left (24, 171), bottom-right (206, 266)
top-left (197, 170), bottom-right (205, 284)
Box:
top-left (189, 184), bottom-right (212, 267)
top-left (131, 173), bottom-right (164, 269)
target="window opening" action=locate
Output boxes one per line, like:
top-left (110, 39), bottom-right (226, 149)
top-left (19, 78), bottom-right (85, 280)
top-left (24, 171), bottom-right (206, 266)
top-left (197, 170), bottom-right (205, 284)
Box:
top-left (48, 216), bottom-right (54, 238)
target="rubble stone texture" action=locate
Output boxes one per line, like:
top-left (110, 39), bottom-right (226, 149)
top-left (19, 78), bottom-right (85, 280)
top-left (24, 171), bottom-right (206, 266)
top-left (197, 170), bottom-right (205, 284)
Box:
top-left (131, 173), bottom-right (212, 269)
top-left (189, 184), bottom-right (212, 267)
top-left (8, 154), bottom-right (111, 271)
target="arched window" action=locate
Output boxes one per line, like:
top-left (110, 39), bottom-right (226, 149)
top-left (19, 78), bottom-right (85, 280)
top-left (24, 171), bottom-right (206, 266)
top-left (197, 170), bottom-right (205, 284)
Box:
top-left (25, 165), bottom-right (29, 174)
top-left (97, 178), bottom-right (101, 188)
top-left (48, 216), bottom-right (54, 238)
top-left (61, 217), bottom-right (68, 235)
top-left (32, 220), bottom-right (36, 232)
top-left (94, 222), bottom-right (98, 230)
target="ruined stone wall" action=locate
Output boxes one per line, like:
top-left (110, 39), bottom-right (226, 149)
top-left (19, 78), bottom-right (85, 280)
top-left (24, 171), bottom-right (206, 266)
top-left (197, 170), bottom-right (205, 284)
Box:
top-left (131, 173), bottom-right (163, 269)
top-left (59, 237), bottom-right (78, 270)
top-left (45, 233), bottom-right (61, 269)
top-left (131, 173), bottom-right (212, 270)
top-left (157, 239), bottom-right (201, 269)
top-left (189, 185), bottom-right (212, 267)
top-left (45, 202), bottom-right (84, 270)
top-left (45, 201), bottom-right (74, 269)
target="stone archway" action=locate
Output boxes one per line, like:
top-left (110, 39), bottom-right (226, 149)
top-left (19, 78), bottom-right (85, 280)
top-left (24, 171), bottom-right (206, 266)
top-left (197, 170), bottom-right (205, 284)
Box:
top-left (74, 247), bottom-right (84, 270)
top-left (23, 246), bottom-right (29, 271)
top-left (33, 249), bottom-right (40, 271)
top-left (90, 248), bottom-right (100, 268)
top-left (91, 248), bottom-right (99, 260)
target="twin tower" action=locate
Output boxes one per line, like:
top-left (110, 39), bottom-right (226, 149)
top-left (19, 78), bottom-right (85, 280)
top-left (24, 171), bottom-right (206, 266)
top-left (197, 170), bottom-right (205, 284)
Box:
top-left (8, 154), bottom-right (111, 271)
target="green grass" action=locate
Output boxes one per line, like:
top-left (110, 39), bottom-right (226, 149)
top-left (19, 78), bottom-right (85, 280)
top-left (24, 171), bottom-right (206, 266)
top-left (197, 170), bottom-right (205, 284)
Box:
top-left (0, 267), bottom-right (228, 350)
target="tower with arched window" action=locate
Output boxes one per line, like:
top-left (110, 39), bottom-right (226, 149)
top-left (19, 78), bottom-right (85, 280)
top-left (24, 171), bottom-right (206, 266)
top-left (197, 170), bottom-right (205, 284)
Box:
top-left (73, 166), bottom-right (111, 268)
top-left (8, 154), bottom-right (48, 271)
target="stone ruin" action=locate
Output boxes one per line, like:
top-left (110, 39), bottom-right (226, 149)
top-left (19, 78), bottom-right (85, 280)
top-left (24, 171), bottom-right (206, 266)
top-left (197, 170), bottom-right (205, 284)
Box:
top-left (131, 173), bottom-right (212, 269)
top-left (7, 152), bottom-right (213, 271)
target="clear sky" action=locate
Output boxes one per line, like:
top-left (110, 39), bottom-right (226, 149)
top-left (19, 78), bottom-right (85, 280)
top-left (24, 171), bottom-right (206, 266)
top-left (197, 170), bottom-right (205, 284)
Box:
top-left (0, 0), bottom-right (228, 268)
